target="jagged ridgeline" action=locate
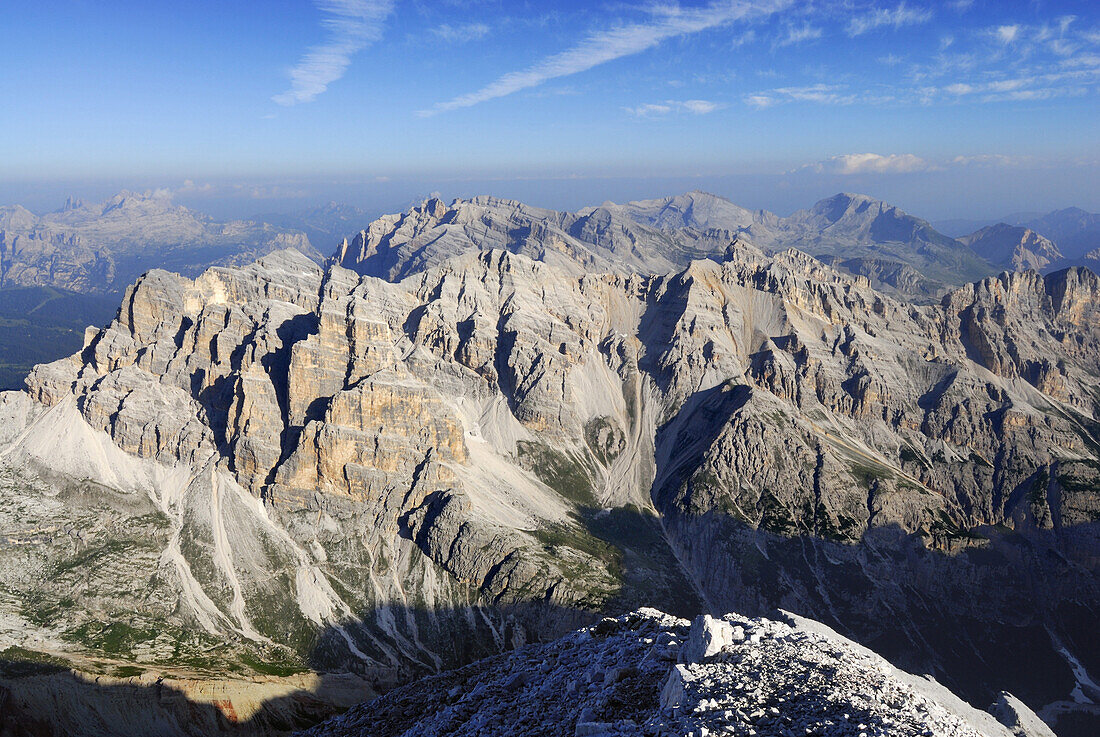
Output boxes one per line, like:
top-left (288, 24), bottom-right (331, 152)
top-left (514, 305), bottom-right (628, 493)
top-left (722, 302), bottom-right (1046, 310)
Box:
top-left (2, 193), bottom-right (1099, 735)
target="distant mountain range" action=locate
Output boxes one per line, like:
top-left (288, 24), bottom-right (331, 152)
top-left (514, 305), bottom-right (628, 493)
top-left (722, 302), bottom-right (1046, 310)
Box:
top-left (937, 207), bottom-right (1100, 258)
top-left (3, 189), bottom-right (1098, 302)
top-left (253, 201), bottom-right (380, 255)
top-left (0, 191), bottom-right (321, 293)
top-left (337, 190), bottom-right (1100, 302)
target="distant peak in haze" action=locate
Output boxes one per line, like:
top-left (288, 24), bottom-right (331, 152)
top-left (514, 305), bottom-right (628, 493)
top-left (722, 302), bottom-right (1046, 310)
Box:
top-left (59, 195), bottom-right (84, 212)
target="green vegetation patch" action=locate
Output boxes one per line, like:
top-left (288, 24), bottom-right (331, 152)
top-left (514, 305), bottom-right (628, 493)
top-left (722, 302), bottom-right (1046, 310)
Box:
top-left (532, 521), bottom-right (623, 581)
top-left (813, 502), bottom-right (862, 542)
top-left (52, 539), bottom-right (142, 576)
top-left (64, 621), bottom-right (157, 657)
top-left (238, 651), bottom-right (309, 677)
top-left (516, 441), bottom-right (596, 506)
top-left (850, 463), bottom-right (894, 489)
top-left (757, 488), bottom-right (802, 536)
top-left (0, 646), bottom-right (69, 677)
top-left (1051, 468), bottom-right (1095, 497)
top-left (244, 579), bottom-right (320, 658)
top-left (899, 445), bottom-right (931, 469)
top-left (19, 593), bottom-right (75, 628)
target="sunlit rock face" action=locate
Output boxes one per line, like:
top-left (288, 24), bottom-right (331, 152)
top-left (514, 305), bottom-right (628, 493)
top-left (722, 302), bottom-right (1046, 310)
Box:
top-left (3, 194), bottom-right (1100, 737)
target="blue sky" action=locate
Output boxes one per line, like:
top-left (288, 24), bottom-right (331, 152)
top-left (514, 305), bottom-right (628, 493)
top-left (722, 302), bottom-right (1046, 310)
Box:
top-left (3, 0), bottom-right (1099, 219)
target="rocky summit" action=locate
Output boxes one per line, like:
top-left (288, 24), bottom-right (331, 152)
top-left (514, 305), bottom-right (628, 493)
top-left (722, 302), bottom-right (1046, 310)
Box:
top-left (299, 608), bottom-right (1050, 737)
top-left (333, 191), bottom-right (994, 300)
top-left (1, 194), bottom-right (1099, 736)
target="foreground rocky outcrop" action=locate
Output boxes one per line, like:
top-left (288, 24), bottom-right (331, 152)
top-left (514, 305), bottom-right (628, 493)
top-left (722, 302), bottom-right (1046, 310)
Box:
top-left (298, 608), bottom-right (1049, 737)
top-left (3, 194), bottom-right (1100, 735)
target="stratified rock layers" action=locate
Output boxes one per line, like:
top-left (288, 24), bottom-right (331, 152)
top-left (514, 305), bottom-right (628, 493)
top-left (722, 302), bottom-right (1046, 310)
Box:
top-left (4, 237), bottom-right (1100, 734)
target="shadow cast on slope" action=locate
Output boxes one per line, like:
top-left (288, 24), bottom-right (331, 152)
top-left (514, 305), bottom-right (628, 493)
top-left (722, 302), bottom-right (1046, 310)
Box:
top-left (658, 509), bottom-right (1100, 737)
top-left (0, 600), bottom-right (603, 737)
top-left (0, 496), bottom-right (727, 737)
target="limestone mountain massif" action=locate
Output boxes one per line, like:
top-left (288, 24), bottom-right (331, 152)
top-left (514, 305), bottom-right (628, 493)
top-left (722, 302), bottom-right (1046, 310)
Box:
top-left (959, 224), bottom-right (1064, 272)
top-left (1, 193), bottom-right (1100, 736)
top-left (334, 191), bottom-right (995, 300)
top-left (1013, 208), bottom-right (1100, 261)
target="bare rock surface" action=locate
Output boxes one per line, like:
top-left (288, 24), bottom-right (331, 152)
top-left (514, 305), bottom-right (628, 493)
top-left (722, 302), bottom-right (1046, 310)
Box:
top-left (3, 194), bottom-right (1100, 735)
top-left (298, 608), bottom-right (1037, 737)
top-left (335, 191), bottom-right (1002, 299)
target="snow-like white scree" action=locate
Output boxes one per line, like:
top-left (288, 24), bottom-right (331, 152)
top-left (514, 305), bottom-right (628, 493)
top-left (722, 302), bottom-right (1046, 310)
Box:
top-left (300, 608), bottom-right (1046, 737)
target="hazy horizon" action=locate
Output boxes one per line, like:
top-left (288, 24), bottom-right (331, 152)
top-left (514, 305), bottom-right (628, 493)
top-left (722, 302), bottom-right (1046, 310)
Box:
top-left (4, 0), bottom-right (1098, 222)
top-left (4, 164), bottom-right (1098, 226)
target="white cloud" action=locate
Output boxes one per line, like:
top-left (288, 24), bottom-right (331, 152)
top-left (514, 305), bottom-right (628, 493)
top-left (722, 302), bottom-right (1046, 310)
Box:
top-left (803, 153), bottom-right (934, 175)
top-left (944, 82), bottom-right (973, 94)
top-left (681, 99), bottom-right (721, 114)
top-left (799, 153), bottom-right (1027, 176)
top-left (847, 3), bottom-right (932, 37)
top-left (233, 184), bottom-right (312, 199)
top-left (996, 25), bottom-right (1019, 43)
top-left (777, 23), bottom-right (822, 47)
top-left (177, 179), bottom-right (215, 194)
top-left (624, 103), bottom-right (673, 116)
top-left (745, 84), bottom-right (856, 108)
top-left (731, 29), bottom-right (756, 47)
top-left (1062, 53), bottom-right (1100, 68)
top-left (624, 99), bottom-right (722, 116)
top-left (430, 23), bottom-right (490, 43)
top-left (986, 78), bottom-right (1026, 92)
top-left (420, 0), bottom-right (791, 115)
top-left (1050, 38), bottom-right (1079, 56)
top-left (273, 0), bottom-right (394, 106)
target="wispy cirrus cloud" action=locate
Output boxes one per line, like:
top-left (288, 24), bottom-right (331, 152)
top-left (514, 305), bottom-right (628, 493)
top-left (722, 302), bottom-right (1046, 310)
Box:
top-left (430, 22), bottom-right (491, 43)
top-left (847, 2), bottom-right (932, 37)
top-left (419, 0), bottom-right (792, 116)
top-left (996, 24), bottom-right (1020, 44)
top-left (624, 103), bottom-right (673, 116)
top-left (624, 99), bottom-right (723, 116)
top-left (273, 0), bottom-right (394, 106)
top-left (745, 83), bottom-right (858, 108)
top-left (776, 23), bottom-right (822, 47)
